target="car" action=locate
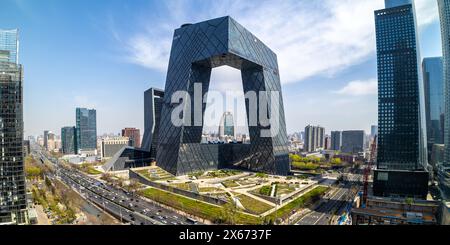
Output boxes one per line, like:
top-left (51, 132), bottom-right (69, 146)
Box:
top-left (161, 220), bottom-right (167, 224)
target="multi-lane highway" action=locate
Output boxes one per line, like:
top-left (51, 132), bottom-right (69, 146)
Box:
top-left (296, 175), bottom-right (360, 225)
top-left (35, 148), bottom-right (200, 225)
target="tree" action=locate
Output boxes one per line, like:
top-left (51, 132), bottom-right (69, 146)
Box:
top-left (331, 158), bottom-right (342, 165)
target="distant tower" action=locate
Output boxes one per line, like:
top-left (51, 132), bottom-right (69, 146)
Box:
top-left (141, 88), bottom-right (164, 159)
top-left (76, 108), bottom-right (97, 153)
top-left (219, 112), bottom-right (235, 141)
top-left (373, 0), bottom-right (429, 198)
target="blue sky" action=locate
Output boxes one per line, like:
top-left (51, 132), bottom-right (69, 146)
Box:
top-left (0, 0), bottom-right (442, 137)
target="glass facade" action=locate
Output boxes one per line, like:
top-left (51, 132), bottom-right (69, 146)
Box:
top-left (156, 16), bottom-right (289, 176)
top-left (341, 130), bottom-right (365, 154)
top-left (330, 131), bottom-right (342, 151)
top-left (0, 29), bottom-right (18, 64)
top-left (423, 57), bottom-right (444, 160)
top-left (61, 126), bottom-right (77, 154)
top-left (373, 1), bottom-right (429, 198)
top-left (76, 108), bottom-right (97, 152)
top-left (141, 88), bottom-right (164, 159)
top-left (0, 62), bottom-right (27, 224)
top-left (438, 0), bottom-right (450, 200)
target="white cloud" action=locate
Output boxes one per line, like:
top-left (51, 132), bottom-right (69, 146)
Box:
top-left (335, 79), bottom-right (378, 96)
top-left (118, 0), bottom-right (438, 85)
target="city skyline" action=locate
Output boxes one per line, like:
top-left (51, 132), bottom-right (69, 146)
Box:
top-left (0, 0), bottom-right (441, 137)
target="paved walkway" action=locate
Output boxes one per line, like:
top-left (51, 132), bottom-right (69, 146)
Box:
top-left (35, 205), bottom-right (50, 225)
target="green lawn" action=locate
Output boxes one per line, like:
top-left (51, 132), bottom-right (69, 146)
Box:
top-left (136, 168), bottom-right (174, 181)
top-left (267, 186), bottom-right (329, 221)
top-left (140, 187), bottom-right (261, 224)
top-left (222, 180), bottom-right (239, 188)
top-left (235, 194), bottom-right (274, 215)
top-left (86, 167), bottom-right (102, 175)
top-left (275, 183), bottom-right (296, 196)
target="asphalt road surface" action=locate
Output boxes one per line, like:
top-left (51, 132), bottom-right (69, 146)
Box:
top-left (296, 183), bottom-right (354, 225)
top-left (35, 148), bottom-right (201, 225)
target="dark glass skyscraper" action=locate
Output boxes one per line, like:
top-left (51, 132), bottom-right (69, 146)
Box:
top-left (0, 29), bottom-right (27, 224)
top-left (76, 108), bottom-right (97, 153)
top-left (341, 130), bottom-right (365, 154)
top-left (373, 0), bottom-right (429, 198)
top-left (141, 88), bottom-right (164, 159)
top-left (330, 131), bottom-right (342, 151)
top-left (423, 58), bottom-right (444, 155)
top-left (156, 16), bottom-right (289, 176)
top-left (61, 126), bottom-right (77, 154)
top-left (438, 0), bottom-right (450, 200)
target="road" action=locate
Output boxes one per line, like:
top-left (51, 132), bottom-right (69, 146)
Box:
top-left (33, 147), bottom-right (200, 225)
top-left (296, 174), bottom-right (360, 225)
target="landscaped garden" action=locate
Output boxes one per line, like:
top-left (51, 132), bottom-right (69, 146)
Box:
top-left (140, 187), bottom-right (262, 224)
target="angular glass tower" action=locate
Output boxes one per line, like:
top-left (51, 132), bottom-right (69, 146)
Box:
top-left (76, 108), bottom-right (97, 152)
top-left (373, 0), bottom-right (429, 198)
top-left (0, 29), bottom-right (19, 64)
top-left (438, 0), bottom-right (450, 200)
top-left (156, 16), bottom-right (289, 176)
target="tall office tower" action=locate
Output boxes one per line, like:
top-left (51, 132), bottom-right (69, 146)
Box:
top-left (76, 108), bottom-right (97, 153)
top-left (370, 125), bottom-right (378, 139)
top-left (0, 30), bottom-right (27, 224)
top-left (373, 0), bottom-right (429, 198)
top-left (423, 57), bottom-right (444, 162)
top-left (122, 128), bottom-right (141, 148)
top-left (438, 0), bottom-right (450, 200)
top-left (43, 130), bottom-right (49, 150)
top-left (61, 126), bottom-right (77, 154)
top-left (141, 88), bottom-right (164, 159)
top-left (0, 29), bottom-right (18, 64)
top-left (341, 130), bottom-right (365, 154)
top-left (304, 125), bottom-right (325, 152)
top-left (330, 131), bottom-right (342, 151)
top-left (219, 112), bottom-right (235, 141)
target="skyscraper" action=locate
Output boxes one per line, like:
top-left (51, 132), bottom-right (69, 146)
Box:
top-left (76, 108), bottom-right (97, 153)
top-left (156, 17), bottom-right (289, 176)
top-left (330, 131), bottom-right (342, 151)
top-left (61, 126), bottom-right (77, 154)
top-left (438, 0), bottom-right (450, 200)
top-left (43, 130), bottom-right (49, 150)
top-left (219, 112), bottom-right (235, 141)
top-left (141, 88), bottom-right (164, 158)
top-left (0, 29), bottom-right (18, 64)
top-left (304, 125), bottom-right (325, 152)
top-left (122, 128), bottom-right (141, 148)
top-left (423, 57), bottom-right (444, 165)
top-left (341, 130), bottom-right (365, 154)
top-left (373, 0), bottom-right (429, 198)
top-left (370, 125), bottom-right (378, 139)
top-left (0, 29), bottom-right (27, 224)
